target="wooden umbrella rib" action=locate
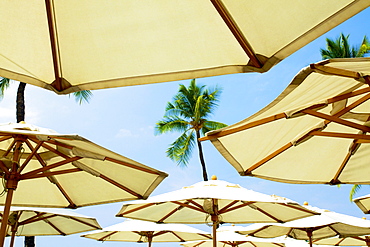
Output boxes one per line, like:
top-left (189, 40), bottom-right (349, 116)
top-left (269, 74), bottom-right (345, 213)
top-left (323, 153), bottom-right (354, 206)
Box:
top-left (217, 200), bottom-right (239, 214)
top-left (158, 202), bottom-right (189, 223)
top-left (210, 0), bottom-right (262, 68)
top-left (98, 231), bottom-right (117, 241)
top-left (244, 142), bottom-right (293, 175)
top-left (330, 141), bottom-right (358, 185)
top-left (310, 131), bottom-right (370, 140)
top-left (310, 64), bottom-right (361, 79)
top-left (20, 156), bottom-right (82, 179)
top-left (117, 203), bottom-right (156, 216)
top-left (20, 168), bottom-right (82, 180)
top-left (19, 213), bottom-right (51, 225)
top-left (200, 113), bottom-right (287, 141)
top-left (104, 157), bottom-right (163, 175)
top-left (0, 136), bottom-right (11, 143)
top-left (67, 216), bottom-right (100, 229)
top-left (168, 231), bottom-right (185, 242)
top-left (172, 201), bottom-right (206, 213)
top-left (327, 87), bottom-right (370, 104)
top-left (0, 161), bottom-right (10, 176)
top-left (302, 109), bottom-right (370, 133)
top-left (253, 207), bottom-right (283, 223)
top-left (218, 201), bottom-right (253, 214)
top-left (99, 174), bottom-right (143, 199)
top-left (45, 219), bottom-right (66, 235)
top-left (3, 139), bottom-right (16, 157)
top-left (18, 140), bottom-right (44, 173)
top-left (38, 141), bottom-right (71, 159)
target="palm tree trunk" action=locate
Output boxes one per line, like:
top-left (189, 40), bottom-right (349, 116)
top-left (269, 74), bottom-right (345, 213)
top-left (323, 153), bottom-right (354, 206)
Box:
top-left (16, 82), bottom-right (26, 123)
top-left (16, 82), bottom-right (35, 247)
top-left (196, 130), bottom-right (208, 181)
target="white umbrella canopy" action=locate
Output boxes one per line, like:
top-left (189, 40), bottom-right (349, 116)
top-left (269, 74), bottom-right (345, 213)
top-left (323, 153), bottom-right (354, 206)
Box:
top-left (1, 206), bottom-right (101, 247)
top-left (180, 225), bottom-right (286, 247)
top-left (0, 122), bottom-right (167, 246)
top-left (81, 219), bottom-right (211, 247)
top-left (116, 176), bottom-right (318, 247)
top-left (201, 58), bottom-right (370, 185)
top-left (1, 1), bottom-right (369, 94)
top-left (313, 235), bottom-right (370, 246)
top-left (354, 194), bottom-right (370, 214)
top-left (236, 206), bottom-right (370, 247)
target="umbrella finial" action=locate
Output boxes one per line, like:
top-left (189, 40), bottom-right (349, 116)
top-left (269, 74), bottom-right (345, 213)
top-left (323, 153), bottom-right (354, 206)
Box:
top-left (211, 175), bottom-right (217, 180)
top-left (303, 201), bottom-right (309, 206)
top-left (362, 217), bottom-right (367, 220)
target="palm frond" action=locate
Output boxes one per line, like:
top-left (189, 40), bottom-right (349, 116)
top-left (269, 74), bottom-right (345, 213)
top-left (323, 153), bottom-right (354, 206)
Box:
top-left (201, 121), bottom-right (228, 135)
top-left (71, 90), bottom-right (93, 104)
top-left (0, 77), bottom-right (11, 100)
top-left (155, 117), bottom-right (189, 135)
top-left (350, 184), bottom-right (362, 201)
top-left (166, 130), bottom-right (196, 167)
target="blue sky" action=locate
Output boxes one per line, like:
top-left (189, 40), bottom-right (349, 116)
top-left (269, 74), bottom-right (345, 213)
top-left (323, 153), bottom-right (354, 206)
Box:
top-left (1, 7), bottom-right (370, 247)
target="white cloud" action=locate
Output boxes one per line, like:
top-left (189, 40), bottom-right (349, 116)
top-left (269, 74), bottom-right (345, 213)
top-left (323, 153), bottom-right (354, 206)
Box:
top-left (115, 128), bottom-right (135, 138)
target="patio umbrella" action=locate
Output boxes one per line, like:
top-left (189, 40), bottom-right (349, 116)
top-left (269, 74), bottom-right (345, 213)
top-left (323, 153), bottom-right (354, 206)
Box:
top-left (180, 225), bottom-right (286, 247)
top-left (312, 235), bottom-right (370, 246)
top-left (200, 57), bottom-right (370, 185)
top-left (354, 194), bottom-right (370, 214)
top-left (236, 206), bottom-right (370, 247)
top-left (81, 219), bottom-right (211, 247)
top-left (0, 122), bottom-right (168, 247)
top-left (116, 176), bottom-right (318, 247)
top-left (1, 206), bottom-right (101, 247)
top-left (1, 1), bottom-right (369, 94)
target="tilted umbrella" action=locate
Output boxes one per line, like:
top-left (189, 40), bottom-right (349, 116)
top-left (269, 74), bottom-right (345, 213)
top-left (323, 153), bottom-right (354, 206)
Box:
top-left (180, 225), bottom-right (286, 247)
top-left (1, 1), bottom-right (369, 94)
top-left (81, 219), bottom-right (211, 247)
top-left (236, 206), bottom-right (370, 247)
top-left (0, 122), bottom-right (168, 247)
top-left (354, 194), bottom-right (370, 214)
top-left (1, 206), bottom-right (101, 247)
top-left (116, 176), bottom-right (318, 247)
top-left (313, 235), bottom-right (370, 246)
top-left (201, 58), bottom-right (370, 185)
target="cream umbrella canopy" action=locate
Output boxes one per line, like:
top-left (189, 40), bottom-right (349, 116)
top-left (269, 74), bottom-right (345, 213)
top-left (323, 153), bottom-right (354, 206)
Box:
top-left (180, 225), bottom-right (286, 247)
top-left (116, 176), bottom-right (318, 247)
top-left (354, 194), bottom-right (370, 213)
top-left (1, 1), bottom-right (369, 94)
top-left (81, 219), bottom-right (211, 247)
top-left (0, 122), bottom-right (168, 247)
top-left (1, 206), bottom-right (101, 247)
top-left (201, 58), bottom-right (370, 185)
top-left (236, 206), bottom-right (370, 247)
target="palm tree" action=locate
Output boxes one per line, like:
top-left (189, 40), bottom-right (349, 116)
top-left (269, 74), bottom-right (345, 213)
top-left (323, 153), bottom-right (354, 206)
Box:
top-left (0, 77), bottom-right (91, 247)
top-left (155, 79), bottom-right (227, 181)
top-left (320, 33), bottom-right (370, 201)
top-left (320, 33), bottom-right (370, 59)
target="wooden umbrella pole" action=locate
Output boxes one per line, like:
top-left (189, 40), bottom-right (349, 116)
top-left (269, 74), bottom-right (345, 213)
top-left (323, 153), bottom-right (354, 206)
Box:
top-left (9, 230), bottom-right (16, 247)
top-left (0, 140), bottom-right (22, 247)
top-left (211, 214), bottom-right (218, 247)
top-left (307, 229), bottom-right (313, 247)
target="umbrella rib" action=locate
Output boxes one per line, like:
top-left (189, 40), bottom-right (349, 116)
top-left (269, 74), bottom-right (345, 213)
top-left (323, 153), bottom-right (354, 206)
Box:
top-left (116, 203), bottom-right (156, 216)
top-left (18, 140), bottom-right (44, 173)
top-left (309, 131), bottom-right (370, 141)
top-left (252, 206), bottom-right (284, 223)
top-left (44, 219), bottom-right (67, 235)
top-left (20, 168), bottom-right (82, 180)
top-left (244, 142), bottom-right (293, 175)
top-left (168, 231), bottom-right (185, 242)
top-left (210, 0), bottom-right (263, 68)
top-left (20, 156), bottom-right (82, 179)
top-left (218, 201), bottom-right (253, 214)
top-left (172, 201), bottom-right (205, 213)
top-left (63, 215), bottom-right (100, 229)
top-left (302, 109), bottom-right (370, 133)
top-left (327, 87), bottom-right (370, 104)
top-left (99, 174), bottom-right (143, 199)
top-left (310, 64), bottom-right (362, 79)
top-left (199, 113), bottom-right (286, 141)
top-left (158, 202), bottom-right (190, 222)
top-left (104, 157), bottom-right (164, 175)
top-left (98, 231), bottom-right (117, 241)
top-left (3, 138), bottom-right (16, 157)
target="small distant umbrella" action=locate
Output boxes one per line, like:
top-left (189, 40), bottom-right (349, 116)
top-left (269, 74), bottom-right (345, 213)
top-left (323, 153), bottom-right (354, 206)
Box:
top-left (1, 206), bottom-right (101, 247)
top-left (81, 219), bottom-right (211, 247)
top-left (313, 235), bottom-right (370, 246)
top-left (116, 176), bottom-right (318, 247)
top-left (354, 194), bottom-right (370, 214)
top-left (237, 206), bottom-right (370, 247)
top-left (0, 122), bottom-right (168, 247)
top-left (180, 225), bottom-right (286, 247)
